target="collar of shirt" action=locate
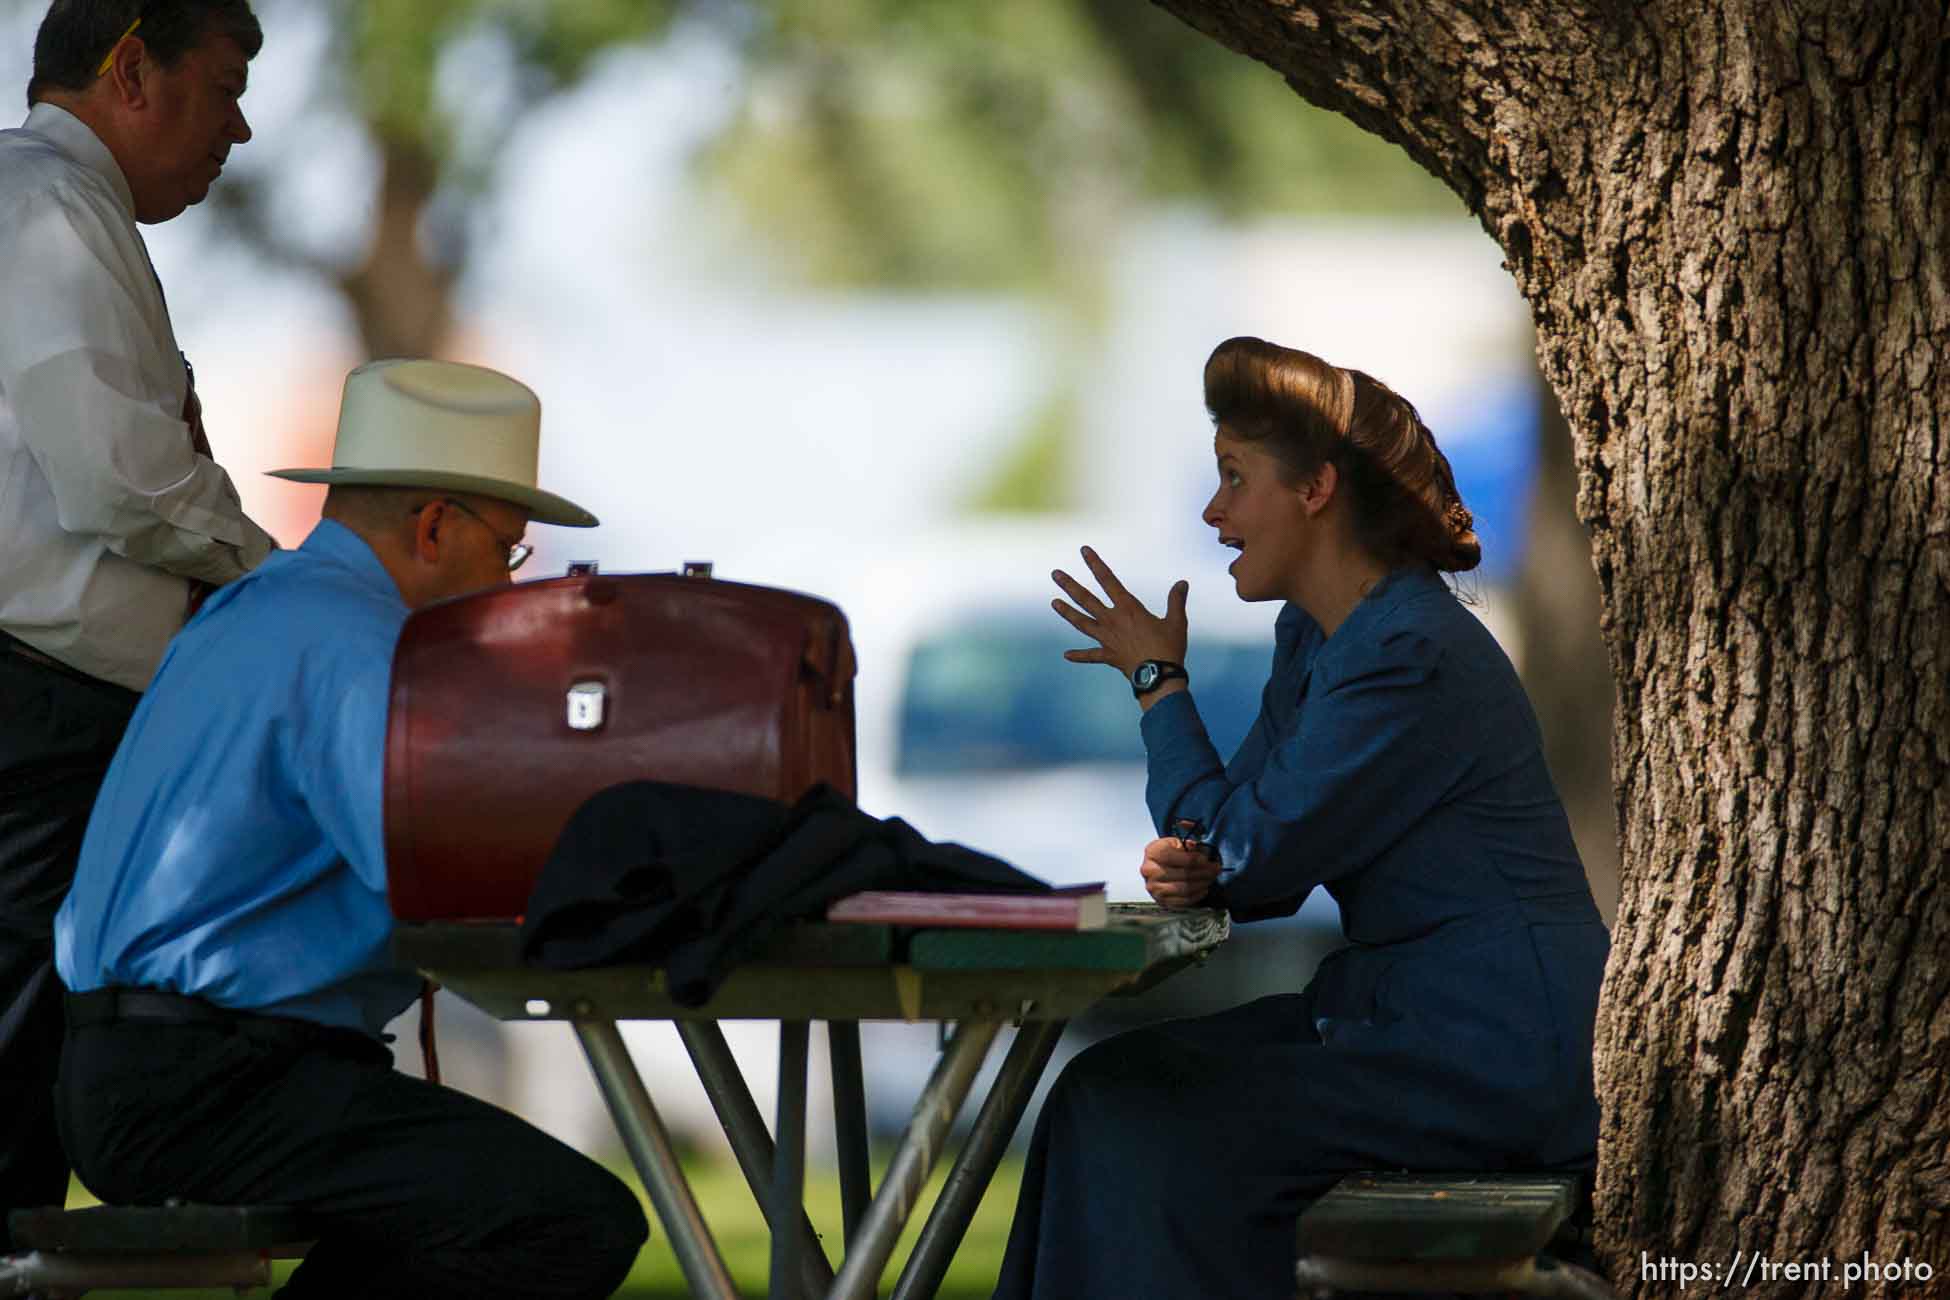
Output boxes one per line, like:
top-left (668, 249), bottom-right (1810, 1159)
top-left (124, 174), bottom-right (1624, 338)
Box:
top-left (1334, 565), bottom-right (1446, 641)
top-left (1276, 566), bottom-right (1445, 640)
top-left (1358, 564), bottom-right (1447, 613)
top-left (1313, 565), bottom-right (1448, 675)
top-left (1274, 565), bottom-right (1448, 691)
top-left (297, 517), bottom-right (405, 605)
top-left (1275, 601), bottom-right (1312, 648)
top-left (196, 518), bottom-right (404, 622)
top-left (21, 102), bottom-right (134, 219)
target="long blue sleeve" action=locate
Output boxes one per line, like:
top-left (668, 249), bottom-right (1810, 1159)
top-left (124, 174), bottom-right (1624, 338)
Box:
top-left (1145, 623), bottom-right (1465, 920)
top-left (56, 521), bottom-right (423, 1036)
top-left (1139, 568), bottom-right (1595, 937)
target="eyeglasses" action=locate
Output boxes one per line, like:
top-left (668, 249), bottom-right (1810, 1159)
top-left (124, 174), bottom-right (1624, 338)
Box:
top-left (413, 497), bottom-right (532, 571)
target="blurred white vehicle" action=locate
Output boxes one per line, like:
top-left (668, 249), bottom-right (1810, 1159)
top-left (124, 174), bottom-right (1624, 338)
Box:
top-left (731, 520), bottom-right (1293, 884)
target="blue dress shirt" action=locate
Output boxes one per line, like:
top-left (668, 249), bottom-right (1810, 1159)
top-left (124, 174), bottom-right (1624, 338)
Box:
top-left (56, 520), bottom-right (423, 1037)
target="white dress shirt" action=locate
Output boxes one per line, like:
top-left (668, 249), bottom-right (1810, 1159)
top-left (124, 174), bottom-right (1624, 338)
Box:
top-left (0, 103), bottom-right (274, 691)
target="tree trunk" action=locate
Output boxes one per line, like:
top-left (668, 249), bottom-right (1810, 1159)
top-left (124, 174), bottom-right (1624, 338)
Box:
top-left (1153, 1), bottom-right (1950, 1289)
top-left (1517, 378), bottom-right (1620, 923)
top-left (339, 139), bottom-right (455, 361)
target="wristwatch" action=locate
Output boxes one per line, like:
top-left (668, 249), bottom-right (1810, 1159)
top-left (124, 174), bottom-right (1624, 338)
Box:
top-left (1130, 659), bottom-right (1189, 699)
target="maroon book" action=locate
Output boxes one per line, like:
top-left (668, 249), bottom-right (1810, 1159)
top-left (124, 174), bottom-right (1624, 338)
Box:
top-left (825, 884), bottom-right (1108, 931)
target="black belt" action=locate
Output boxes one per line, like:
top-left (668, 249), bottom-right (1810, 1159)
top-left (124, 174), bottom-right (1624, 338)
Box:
top-left (67, 988), bottom-right (385, 1060)
top-left (67, 988), bottom-right (238, 1028)
top-left (1, 631), bottom-right (136, 700)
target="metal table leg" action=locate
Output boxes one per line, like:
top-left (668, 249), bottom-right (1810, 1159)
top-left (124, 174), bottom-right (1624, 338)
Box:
top-left (890, 1019), bottom-right (1066, 1300)
top-left (826, 1020), bottom-right (1002, 1300)
top-left (573, 1020), bottom-right (739, 1300)
top-left (771, 1021), bottom-right (810, 1300)
top-left (827, 1020), bottom-right (872, 1245)
top-left (675, 1021), bottom-right (834, 1297)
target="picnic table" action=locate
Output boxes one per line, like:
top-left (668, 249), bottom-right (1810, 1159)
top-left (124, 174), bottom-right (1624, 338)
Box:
top-left (392, 901), bottom-right (1229, 1300)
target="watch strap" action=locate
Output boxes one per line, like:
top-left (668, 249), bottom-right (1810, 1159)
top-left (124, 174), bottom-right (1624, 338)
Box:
top-left (1131, 660), bottom-right (1189, 698)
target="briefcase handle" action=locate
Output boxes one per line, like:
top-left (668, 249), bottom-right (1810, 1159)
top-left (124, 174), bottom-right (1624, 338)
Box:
top-left (561, 560), bottom-right (855, 709)
top-left (802, 617), bottom-right (853, 710)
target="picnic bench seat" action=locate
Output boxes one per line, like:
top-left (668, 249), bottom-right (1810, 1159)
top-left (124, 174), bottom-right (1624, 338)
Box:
top-left (1, 1202), bottom-right (313, 1296)
top-left (1295, 1173), bottom-right (1621, 1298)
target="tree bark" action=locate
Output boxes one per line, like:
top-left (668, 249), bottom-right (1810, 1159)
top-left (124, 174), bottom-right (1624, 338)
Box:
top-left (1516, 379), bottom-right (1620, 924)
top-left (1152, 1), bottom-right (1950, 1290)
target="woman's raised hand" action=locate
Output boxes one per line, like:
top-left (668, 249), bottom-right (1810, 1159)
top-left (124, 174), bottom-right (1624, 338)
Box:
top-left (1139, 836), bottom-right (1221, 909)
top-left (1050, 546), bottom-right (1189, 677)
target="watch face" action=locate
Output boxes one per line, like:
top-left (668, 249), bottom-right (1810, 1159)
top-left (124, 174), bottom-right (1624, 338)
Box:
top-left (1134, 662), bottom-right (1160, 690)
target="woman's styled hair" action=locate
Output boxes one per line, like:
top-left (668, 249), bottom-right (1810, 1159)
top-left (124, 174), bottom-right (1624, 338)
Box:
top-left (1203, 336), bottom-right (1482, 573)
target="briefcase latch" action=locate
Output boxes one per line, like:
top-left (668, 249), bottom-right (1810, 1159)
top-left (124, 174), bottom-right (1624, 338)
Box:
top-left (566, 681), bottom-right (607, 731)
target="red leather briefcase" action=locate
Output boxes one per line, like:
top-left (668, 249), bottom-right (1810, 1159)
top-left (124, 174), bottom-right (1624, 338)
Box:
top-left (384, 567), bottom-right (857, 921)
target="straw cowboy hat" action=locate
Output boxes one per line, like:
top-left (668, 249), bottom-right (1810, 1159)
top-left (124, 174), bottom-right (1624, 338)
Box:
top-left (270, 359), bottom-right (597, 527)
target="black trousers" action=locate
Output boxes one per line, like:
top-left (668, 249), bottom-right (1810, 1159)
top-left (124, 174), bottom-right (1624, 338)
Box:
top-left (58, 1013), bottom-right (648, 1299)
top-left (0, 642), bottom-right (138, 1247)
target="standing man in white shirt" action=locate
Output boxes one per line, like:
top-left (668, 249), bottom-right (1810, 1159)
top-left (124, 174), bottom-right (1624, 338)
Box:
top-left (0, 0), bottom-right (275, 1241)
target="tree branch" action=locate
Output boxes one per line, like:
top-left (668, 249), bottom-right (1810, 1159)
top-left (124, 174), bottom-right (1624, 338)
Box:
top-left (1148, 1), bottom-right (1628, 227)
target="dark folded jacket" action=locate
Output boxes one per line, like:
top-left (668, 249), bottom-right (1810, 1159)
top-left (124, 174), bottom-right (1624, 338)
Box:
top-left (518, 781), bottom-right (1046, 1005)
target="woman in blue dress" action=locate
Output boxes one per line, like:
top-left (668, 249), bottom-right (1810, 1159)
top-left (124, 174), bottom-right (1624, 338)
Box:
top-left (991, 336), bottom-right (1611, 1299)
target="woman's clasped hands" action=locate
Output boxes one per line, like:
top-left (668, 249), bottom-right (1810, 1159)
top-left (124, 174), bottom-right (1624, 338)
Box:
top-left (1139, 834), bottom-right (1221, 909)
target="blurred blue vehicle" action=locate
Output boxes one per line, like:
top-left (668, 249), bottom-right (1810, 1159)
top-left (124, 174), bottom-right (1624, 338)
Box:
top-left (883, 603), bottom-right (1348, 1034)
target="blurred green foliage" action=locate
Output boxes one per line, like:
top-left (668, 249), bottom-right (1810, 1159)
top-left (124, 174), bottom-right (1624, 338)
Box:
top-left (341, 0), bottom-right (680, 168)
top-left (705, 0), bottom-right (1458, 290)
top-left (966, 389), bottom-right (1081, 513)
top-left (683, 0), bottom-right (1459, 510)
top-left (307, 0), bottom-right (1456, 291)
top-left (6, 0), bottom-right (1462, 507)
top-left (298, 0), bottom-right (1455, 512)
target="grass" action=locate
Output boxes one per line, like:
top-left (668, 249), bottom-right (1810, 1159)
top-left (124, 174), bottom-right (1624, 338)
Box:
top-left (616, 1150), bottom-right (1020, 1298)
top-left (51, 1153), bottom-right (1022, 1299)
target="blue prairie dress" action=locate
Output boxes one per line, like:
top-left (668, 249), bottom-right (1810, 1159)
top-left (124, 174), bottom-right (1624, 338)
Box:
top-left (992, 566), bottom-right (1610, 1300)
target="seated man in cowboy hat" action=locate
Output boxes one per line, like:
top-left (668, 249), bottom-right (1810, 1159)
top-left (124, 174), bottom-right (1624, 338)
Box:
top-left (51, 359), bottom-right (646, 1300)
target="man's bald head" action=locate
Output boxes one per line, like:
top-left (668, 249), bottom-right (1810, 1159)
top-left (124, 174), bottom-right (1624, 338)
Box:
top-left (322, 484), bottom-right (531, 611)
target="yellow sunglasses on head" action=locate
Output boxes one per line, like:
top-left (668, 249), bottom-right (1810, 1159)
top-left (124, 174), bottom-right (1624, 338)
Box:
top-left (95, 16), bottom-right (141, 77)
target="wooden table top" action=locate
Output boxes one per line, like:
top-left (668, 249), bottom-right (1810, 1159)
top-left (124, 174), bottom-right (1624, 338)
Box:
top-left (393, 903), bottom-right (1229, 1023)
